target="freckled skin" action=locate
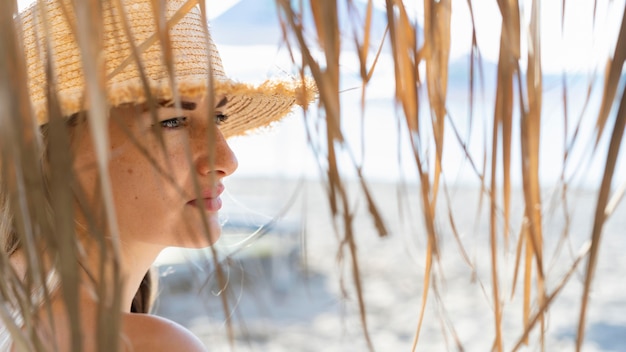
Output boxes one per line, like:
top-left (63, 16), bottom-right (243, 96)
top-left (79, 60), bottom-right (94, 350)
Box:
top-left (15, 96), bottom-right (237, 351)
top-left (72, 96), bottom-right (238, 249)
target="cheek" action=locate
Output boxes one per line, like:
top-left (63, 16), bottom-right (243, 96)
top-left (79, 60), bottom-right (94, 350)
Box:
top-left (144, 131), bottom-right (191, 172)
top-left (110, 165), bottom-right (143, 201)
top-left (108, 143), bottom-right (190, 206)
top-left (110, 158), bottom-right (163, 201)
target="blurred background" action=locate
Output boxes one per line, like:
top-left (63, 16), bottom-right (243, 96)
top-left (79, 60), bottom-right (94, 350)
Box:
top-left (16, 0), bottom-right (626, 351)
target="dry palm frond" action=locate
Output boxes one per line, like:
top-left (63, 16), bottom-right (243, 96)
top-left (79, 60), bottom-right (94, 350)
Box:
top-left (275, 2), bottom-right (384, 350)
top-left (1, 0), bottom-right (625, 351)
top-left (277, 0), bottom-right (624, 351)
top-left (576, 35), bottom-right (626, 352)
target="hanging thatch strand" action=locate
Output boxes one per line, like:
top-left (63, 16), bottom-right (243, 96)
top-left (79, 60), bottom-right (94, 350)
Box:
top-left (1, 0), bottom-right (624, 350)
top-left (277, 0), bottom-right (625, 351)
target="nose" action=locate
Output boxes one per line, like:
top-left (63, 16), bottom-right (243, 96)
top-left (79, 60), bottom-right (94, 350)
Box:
top-left (193, 125), bottom-right (238, 178)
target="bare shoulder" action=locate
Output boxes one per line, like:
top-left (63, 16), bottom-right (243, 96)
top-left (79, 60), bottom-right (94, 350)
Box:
top-left (121, 313), bottom-right (206, 352)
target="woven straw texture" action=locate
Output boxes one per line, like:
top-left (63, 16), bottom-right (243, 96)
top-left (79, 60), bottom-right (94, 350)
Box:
top-left (19, 0), bottom-right (314, 138)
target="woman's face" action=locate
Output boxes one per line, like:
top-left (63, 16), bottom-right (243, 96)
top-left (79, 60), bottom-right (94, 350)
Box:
top-left (72, 96), bottom-right (238, 250)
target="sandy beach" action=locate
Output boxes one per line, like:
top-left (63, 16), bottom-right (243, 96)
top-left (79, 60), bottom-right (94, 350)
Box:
top-left (153, 177), bottom-right (626, 351)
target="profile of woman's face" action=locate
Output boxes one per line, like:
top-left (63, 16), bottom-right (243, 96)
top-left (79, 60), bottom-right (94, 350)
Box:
top-left (71, 96), bottom-right (238, 250)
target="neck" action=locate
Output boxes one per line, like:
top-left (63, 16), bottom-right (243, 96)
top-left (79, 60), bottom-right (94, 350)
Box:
top-left (81, 234), bottom-right (164, 313)
top-left (118, 241), bottom-right (164, 312)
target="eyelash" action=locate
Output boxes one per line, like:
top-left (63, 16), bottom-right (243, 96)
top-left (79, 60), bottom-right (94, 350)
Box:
top-left (215, 113), bottom-right (228, 125)
top-left (160, 116), bottom-right (188, 129)
top-left (159, 114), bottom-right (228, 129)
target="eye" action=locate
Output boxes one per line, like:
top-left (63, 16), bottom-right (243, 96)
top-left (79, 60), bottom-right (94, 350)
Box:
top-left (159, 116), bottom-right (188, 129)
top-left (215, 113), bottom-right (228, 126)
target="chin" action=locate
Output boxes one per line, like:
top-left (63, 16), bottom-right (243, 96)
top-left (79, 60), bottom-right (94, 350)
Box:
top-left (175, 213), bottom-right (222, 248)
top-left (171, 201), bottom-right (225, 248)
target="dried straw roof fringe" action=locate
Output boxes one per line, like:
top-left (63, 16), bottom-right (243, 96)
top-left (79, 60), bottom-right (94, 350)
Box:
top-left (19, 0), bottom-right (315, 137)
top-left (1, 0), bottom-right (625, 351)
top-left (275, 1), bottom-right (626, 352)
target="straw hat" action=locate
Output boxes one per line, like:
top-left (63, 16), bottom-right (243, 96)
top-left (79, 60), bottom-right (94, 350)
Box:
top-left (19, 0), bottom-right (314, 138)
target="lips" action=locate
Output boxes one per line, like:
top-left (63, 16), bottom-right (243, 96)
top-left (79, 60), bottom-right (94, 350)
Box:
top-left (187, 184), bottom-right (224, 212)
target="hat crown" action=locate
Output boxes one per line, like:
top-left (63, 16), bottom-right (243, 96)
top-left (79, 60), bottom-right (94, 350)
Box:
top-left (20, 0), bottom-right (227, 122)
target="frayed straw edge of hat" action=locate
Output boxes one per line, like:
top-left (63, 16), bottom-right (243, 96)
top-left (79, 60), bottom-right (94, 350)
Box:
top-left (33, 76), bottom-right (317, 125)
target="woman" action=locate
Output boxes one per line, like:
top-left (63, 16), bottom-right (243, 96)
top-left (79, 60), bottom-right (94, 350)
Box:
top-left (0, 0), bottom-right (312, 350)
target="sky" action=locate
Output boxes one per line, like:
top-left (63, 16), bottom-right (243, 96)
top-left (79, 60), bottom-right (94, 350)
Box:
top-left (368, 0), bottom-right (623, 74)
top-left (215, 0), bottom-right (624, 73)
top-left (17, 0), bottom-right (624, 73)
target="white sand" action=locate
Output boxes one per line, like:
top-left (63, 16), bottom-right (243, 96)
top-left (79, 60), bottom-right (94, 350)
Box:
top-left (154, 178), bottom-right (626, 351)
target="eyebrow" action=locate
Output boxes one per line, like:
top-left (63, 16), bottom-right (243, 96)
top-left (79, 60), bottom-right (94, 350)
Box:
top-left (160, 100), bottom-right (197, 111)
top-left (156, 97), bottom-right (228, 111)
top-left (215, 97), bottom-right (228, 109)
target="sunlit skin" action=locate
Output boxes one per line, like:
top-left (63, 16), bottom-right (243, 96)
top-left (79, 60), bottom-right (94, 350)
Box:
top-left (74, 96), bottom-right (237, 247)
top-left (71, 94), bottom-right (238, 304)
top-left (9, 96), bottom-right (238, 351)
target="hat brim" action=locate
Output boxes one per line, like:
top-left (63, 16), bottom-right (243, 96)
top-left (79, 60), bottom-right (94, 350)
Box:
top-left (109, 76), bottom-right (315, 138)
top-left (32, 75), bottom-right (315, 139)
top-left (213, 79), bottom-right (315, 139)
